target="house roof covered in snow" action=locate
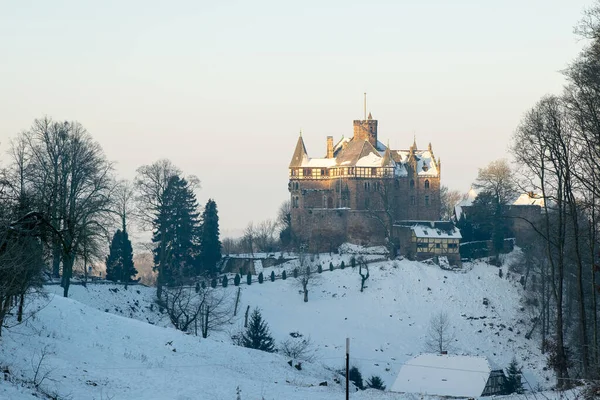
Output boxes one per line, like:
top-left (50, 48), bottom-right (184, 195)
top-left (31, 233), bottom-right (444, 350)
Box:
top-left (391, 354), bottom-right (492, 398)
top-left (396, 221), bottom-right (462, 240)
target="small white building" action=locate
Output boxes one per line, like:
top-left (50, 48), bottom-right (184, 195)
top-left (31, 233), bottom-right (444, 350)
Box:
top-left (391, 354), bottom-right (505, 398)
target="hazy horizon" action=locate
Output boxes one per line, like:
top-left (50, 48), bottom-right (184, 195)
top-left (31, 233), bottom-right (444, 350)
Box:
top-left (0, 0), bottom-right (591, 238)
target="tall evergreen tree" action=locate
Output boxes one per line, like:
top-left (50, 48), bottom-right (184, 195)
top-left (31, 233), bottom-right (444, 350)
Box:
top-left (198, 199), bottom-right (222, 276)
top-left (152, 176), bottom-right (201, 285)
top-left (502, 357), bottom-right (524, 394)
top-left (106, 230), bottom-right (124, 282)
top-left (106, 229), bottom-right (137, 284)
top-left (241, 308), bottom-right (276, 352)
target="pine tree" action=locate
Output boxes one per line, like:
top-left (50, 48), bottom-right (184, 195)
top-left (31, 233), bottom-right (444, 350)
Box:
top-left (120, 230), bottom-right (137, 284)
top-left (234, 273), bottom-right (241, 286)
top-left (198, 199), bottom-right (222, 276)
top-left (329, 262), bottom-right (333, 271)
top-left (502, 357), bottom-right (524, 394)
top-left (241, 308), bottom-right (275, 352)
top-left (222, 275), bottom-right (228, 287)
top-left (106, 230), bottom-right (124, 282)
top-left (282, 270), bottom-right (287, 280)
top-left (270, 271), bottom-right (275, 282)
top-left (211, 277), bottom-right (217, 288)
top-left (317, 264), bottom-right (322, 273)
top-left (258, 272), bottom-right (264, 284)
top-left (366, 375), bottom-right (386, 390)
top-left (349, 366), bottom-right (364, 390)
top-left (152, 176), bottom-right (201, 285)
top-left (246, 272), bottom-right (252, 285)
top-left (340, 261), bottom-right (345, 269)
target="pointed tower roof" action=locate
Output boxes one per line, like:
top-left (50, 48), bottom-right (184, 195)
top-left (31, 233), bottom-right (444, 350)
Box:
top-left (289, 135), bottom-right (308, 168)
top-left (368, 112), bottom-right (373, 120)
top-left (381, 141), bottom-right (394, 167)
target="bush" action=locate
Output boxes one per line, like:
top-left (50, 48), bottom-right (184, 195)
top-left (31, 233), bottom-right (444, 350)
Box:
top-left (280, 335), bottom-right (316, 362)
top-left (270, 271), bottom-right (275, 282)
top-left (210, 278), bottom-right (217, 288)
top-left (222, 275), bottom-right (228, 288)
top-left (340, 261), bottom-right (345, 269)
top-left (329, 262), bottom-right (333, 271)
top-left (366, 375), bottom-right (386, 390)
top-left (293, 268), bottom-right (298, 278)
top-left (351, 257), bottom-right (356, 269)
top-left (317, 265), bottom-right (322, 273)
top-left (246, 272), bottom-right (252, 285)
top-left (282, 270), bottom-right (287, 280)
top-left (349, 366), bottom-right (364, 390)
top-left (258, 272), bottom-right (264, 284)
top-left (234, 273), bottom-right (241, 286)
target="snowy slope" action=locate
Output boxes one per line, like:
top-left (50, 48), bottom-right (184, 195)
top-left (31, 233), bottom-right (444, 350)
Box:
top-left (3, 251), bottom-right (552, 399)
top-left (1, 293), bottom-right (392, 400)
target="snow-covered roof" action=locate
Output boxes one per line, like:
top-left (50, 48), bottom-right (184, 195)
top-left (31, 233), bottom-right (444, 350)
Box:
top-left (512, 193), bottom-right (545, 207)
top-left (391, 354), bottom-right (492, 398)
top-left (355, 152), bottom-right (383, 167)
top-left (412, 225), bottom-right (462, 239)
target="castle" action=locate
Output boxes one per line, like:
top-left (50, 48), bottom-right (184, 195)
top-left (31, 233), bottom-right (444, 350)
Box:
top-left (288, 112), bottom-right (442, 252)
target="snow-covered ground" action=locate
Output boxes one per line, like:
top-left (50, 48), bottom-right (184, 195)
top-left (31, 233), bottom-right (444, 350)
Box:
top-left (0, 248), bottom-right (555, 399)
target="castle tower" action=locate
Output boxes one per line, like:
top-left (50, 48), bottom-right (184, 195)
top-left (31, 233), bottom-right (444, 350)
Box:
top-left (353, 112), bottom-right (378, 147)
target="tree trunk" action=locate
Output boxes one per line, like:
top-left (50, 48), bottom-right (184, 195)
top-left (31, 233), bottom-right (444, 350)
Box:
top-left (17, 293), bottom-right (24, 323)
top-left (303, 287), bottom-right (308, 303)
top-left (62, 254), bottom-right (74, 298)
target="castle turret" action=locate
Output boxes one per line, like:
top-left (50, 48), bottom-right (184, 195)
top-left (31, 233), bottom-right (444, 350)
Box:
top-left (289, 133), bottom-right (308, 168)
top-left (353, 112), bottom-right (378, 147)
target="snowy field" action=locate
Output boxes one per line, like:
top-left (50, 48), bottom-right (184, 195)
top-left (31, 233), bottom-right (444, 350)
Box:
top-left (0, 249), bottom-right (560, 399)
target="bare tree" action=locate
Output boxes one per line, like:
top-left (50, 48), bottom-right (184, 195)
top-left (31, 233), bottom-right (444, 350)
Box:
top-left (358, 257), bottom-right (369, 292)
top-left (159, 284), bottom-right (233, 337)
top-left (425, 311), bottom-right (455, 354)
top-left (242, 222), bottom-right (255, 257)
top-left (20, 118), bottom-right (114, 297)
top-left (440, 185), bottom-right (463, 221)
top-left (255, 219), bottom-right (277, 253)
top-left (294, 252), bottom-right (319, 302)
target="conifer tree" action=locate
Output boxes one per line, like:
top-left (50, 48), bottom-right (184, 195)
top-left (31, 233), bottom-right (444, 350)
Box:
top-left (247, 272), bottom-right (252, 285)
top-left (152, 176), bottom-right (201, 284)
top-left (329, 262), bottom-right (334, 271)
top-left (241, 308), bottom-right (276, 352)
top-left (120, 230), bottom-right (137, 285)
top-left (106, 229), bottom-right (137, 284)
top-left (222, 275), bottom-right (228, 287)
top-left (198, 199), bottom-right (222, 276)
top-left (270, 270), bottom-right (275, 282)
top-left (210, 277), bottom-right (217, 288)
top-left (282, 270), bottom-right (287, 280)
top-left (502, 357), bottom-right (524, 394)
top-left (106, 229), bottom-right (124, 282)
top-left (258, 272), bottom-right (264, 283)
top-left (234, 273), bottom-right (241, 286)
top-left (366, 375), bottom-right (386, 390)
top-left (317, 264), bottom-right (322, 273)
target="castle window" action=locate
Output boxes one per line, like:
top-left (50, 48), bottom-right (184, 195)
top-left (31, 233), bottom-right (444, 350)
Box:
top-left (303, 168), bottom-right (312, 177)
top-left (410, 179), bottom-right (415, 189)
top-left (371, 167), bottom-right (377, 176)
top-left (291, 169), bottom-right (297, 176)
top-left (411, 196), bottom-right (415, 205)
top-left (424, 180), bottom-right (430, 189)
top-left (295, 182), bottom-right (299, 190)
top-left (425, 195), bottom-right (430, 206)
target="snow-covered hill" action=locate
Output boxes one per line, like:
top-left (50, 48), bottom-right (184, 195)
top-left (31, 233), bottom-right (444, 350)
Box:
top-left (0, 250), bottom-right (554, 399)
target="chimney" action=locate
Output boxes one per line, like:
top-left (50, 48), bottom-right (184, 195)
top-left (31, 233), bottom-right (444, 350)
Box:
top-left (326, 136), bottom-right (334, 158)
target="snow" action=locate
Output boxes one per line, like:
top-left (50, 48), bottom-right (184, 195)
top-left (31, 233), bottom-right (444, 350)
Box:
top-left (1, 248), bottom-right (553, 399)
top-left (512, 193), bottom-right (545, 207)
top-left (412, 225), bottom-right (462, 239)
top-left (356, 152), bottom-right (382, 167)
top-left (454, 187), bottom-right (479, 220)
top-left (416, 150), bottom-right (438, 177)
top-left (305, 158), bottom-right (337, 168)
top-left (391, 354), bottom-right (491, 397)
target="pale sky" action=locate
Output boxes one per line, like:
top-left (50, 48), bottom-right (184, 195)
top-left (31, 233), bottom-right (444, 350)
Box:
top-left (0, 0), bottom-right (591, 238)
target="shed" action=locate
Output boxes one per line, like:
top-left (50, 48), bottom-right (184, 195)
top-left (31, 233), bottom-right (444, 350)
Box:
top-left (391, 354), bottom-right (505, 397)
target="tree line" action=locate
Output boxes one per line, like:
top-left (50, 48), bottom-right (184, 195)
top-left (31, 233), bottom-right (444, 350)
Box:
top-left (508, 2), bottom-right (600, 386)
top-left (0, 117), bottom-right (224, 336)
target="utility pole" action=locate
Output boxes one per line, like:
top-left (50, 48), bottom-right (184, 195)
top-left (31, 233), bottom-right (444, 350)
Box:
top-left (346, 337), bottom-right (350, 400)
